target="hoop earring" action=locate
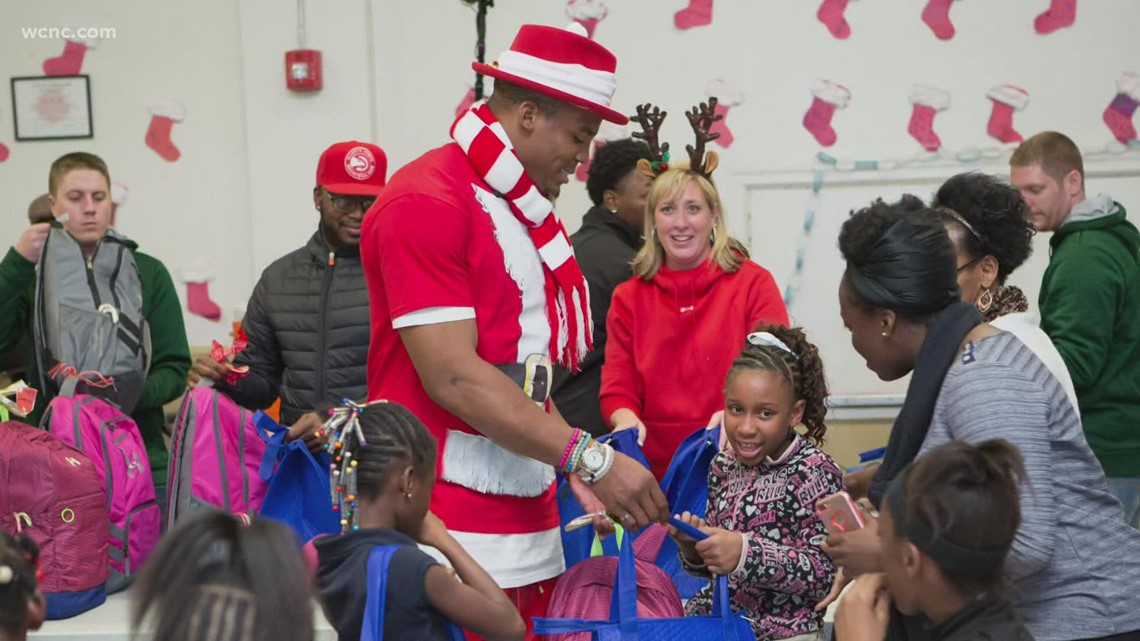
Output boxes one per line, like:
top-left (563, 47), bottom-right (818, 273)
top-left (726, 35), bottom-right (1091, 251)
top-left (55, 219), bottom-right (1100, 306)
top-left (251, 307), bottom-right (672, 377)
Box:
top-left (977, 287), bottom-right (994, 313)
top-left (710, 227), bottom-right (717, 245)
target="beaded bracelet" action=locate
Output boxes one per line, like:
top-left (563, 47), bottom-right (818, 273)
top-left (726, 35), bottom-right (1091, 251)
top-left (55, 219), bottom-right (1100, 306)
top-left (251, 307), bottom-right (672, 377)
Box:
top-left (558, 428), bottom-right (583, 472)
top-left (567, 433), bottom-right (592, 474)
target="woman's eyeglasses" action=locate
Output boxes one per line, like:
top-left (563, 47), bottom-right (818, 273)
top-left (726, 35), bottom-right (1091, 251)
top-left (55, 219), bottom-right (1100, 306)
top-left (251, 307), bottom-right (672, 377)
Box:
top-left (323, 189), bottom-right (375, 215)
top-left (957, 256), bottom-right (982, 272)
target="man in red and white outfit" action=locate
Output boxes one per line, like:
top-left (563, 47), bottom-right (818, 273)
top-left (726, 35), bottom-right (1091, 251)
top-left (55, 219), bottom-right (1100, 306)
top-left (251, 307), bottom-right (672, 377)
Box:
top-left (360, 23), bottom-right (667, 638)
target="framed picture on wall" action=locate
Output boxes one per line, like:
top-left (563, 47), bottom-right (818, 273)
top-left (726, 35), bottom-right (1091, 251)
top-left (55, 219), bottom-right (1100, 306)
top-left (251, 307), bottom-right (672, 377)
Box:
top-left (10, 74), bottom-right (94, 141)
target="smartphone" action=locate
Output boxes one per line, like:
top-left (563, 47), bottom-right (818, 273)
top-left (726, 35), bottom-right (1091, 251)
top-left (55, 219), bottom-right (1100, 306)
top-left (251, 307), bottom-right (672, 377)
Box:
top-left (815, 491), bottom-right (866, 535)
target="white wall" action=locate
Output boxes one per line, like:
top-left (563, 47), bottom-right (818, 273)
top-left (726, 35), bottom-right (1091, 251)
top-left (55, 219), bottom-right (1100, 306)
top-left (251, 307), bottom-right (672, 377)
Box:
top-left (2, 0), bottom-right (1138, 357)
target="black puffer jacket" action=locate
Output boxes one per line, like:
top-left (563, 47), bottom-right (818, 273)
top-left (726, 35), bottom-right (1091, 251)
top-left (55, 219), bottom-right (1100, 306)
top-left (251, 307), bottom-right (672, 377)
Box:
top-left (221, 230), bottom-right (369, 425)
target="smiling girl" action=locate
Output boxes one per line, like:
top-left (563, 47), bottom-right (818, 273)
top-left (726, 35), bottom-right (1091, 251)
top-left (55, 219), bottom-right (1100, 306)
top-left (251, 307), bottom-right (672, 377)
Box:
top-left (671, 324), bottom-right (842, 641)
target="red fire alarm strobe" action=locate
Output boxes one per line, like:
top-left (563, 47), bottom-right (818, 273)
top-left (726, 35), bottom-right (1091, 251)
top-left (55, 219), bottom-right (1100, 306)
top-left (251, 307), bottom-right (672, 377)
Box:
top-left (285, 49), bottom-right (322, 92)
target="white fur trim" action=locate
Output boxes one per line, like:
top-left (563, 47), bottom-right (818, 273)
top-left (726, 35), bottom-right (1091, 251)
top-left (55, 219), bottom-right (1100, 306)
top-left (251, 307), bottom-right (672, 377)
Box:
top-left (706, 78), bottom-right (745, 107)
top-left (472, 185), bottom-right (550, 360)
top-left (179, 259), bottom-right (212, 283)
top-left (986, 84), bottom-right (1029, 111)
top-left (441, 430), bottom-right (556, 498)
top-left (146, 100), bottom-right (185, 121)
top-left (908, 84), bottom-right (950, 110)
top-left (495, 50), bottom-right (617, 109)
top-left (111, 181), bottom-right (129, 206)
top-left (439, 528), bottom-right (564, 588)
top-left (1117, 71), bottom-right (1140, 101)
top-left (810, 79), bottom-right (851, 108)
top-left (565, 0), bottom-right (609, 22)
top-left (565, 22), bottom-right (589, 38)
top-left (392, 306), bottom-right (476, 329)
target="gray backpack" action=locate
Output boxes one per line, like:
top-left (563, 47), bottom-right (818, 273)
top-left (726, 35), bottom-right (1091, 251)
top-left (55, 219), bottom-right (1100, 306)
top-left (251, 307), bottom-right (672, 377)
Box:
top-left (34, 224), bottom-right (151, 413)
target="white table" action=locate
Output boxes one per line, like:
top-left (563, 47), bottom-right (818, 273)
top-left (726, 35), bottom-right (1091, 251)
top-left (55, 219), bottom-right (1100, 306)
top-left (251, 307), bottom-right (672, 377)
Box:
top-left (31, 593), bottom-right (337, 641)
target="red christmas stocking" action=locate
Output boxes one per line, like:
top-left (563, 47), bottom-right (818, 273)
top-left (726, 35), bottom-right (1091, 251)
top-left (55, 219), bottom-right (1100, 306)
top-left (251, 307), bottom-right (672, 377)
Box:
top-left (576, 140), bottom-right (605, 183)
top-left (0, 143), bottom-right (9, 163)
top-left (985, 85), bottom-right (1030, 144)
top-left (707, 78), bottom-right (744, 148)
top-left (455, 86), bottom-right (475, 121)
top-left (674, 0), bottom-right (713, 30)
top-left (922, 0), bottom-right (959, 41)
top-left (817, 0), bottom-right (855, 40)
top-left (43, 40), bottom-right (87, 76)
top-left (145, 101), bottom-right (185, 162)
top-left (1035, 0), bottom-right (1076, 35)
top-left (803, 80), bottom-right (851, 147)
top-left (566, 0), bottom-right (609, 39)
top-left (907, 85), bottom-right (951, 152)
top-left (1104, 72), bottom-right (1140, 144)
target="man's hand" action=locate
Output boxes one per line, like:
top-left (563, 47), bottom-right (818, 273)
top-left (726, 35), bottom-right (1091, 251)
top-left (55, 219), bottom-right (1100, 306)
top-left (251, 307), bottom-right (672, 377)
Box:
top-left (186, 354), bottom-right (230, 387)
top-left (14, 223), bottom-right (51, 264)
top-left (587, 453), bottom-right (667, 529)
top-left (287, 411), bottom-right (329, 453)
top-left (694, 527), bottom-right (744, 575)
top-left (821, 503), bottom-right (882, 577)
top-left (834, 573), bottom-right (891, 641)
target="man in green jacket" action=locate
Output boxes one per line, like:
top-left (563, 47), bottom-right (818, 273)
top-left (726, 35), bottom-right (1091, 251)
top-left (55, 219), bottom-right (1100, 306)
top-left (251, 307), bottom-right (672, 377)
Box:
top-left (1011, 131), bottom-right (1140, 529)
top-left (0, 152), bottom-right (191, 507)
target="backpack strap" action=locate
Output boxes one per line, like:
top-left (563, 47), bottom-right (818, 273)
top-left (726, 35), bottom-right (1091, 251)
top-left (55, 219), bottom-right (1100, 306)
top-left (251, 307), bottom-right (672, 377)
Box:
top-left (362, 545), bottom-right (399, 641)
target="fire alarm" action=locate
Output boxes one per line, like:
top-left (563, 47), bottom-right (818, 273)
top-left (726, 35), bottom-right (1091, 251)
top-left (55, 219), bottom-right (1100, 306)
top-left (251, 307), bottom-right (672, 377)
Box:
top-left (285, 49), bottom-right (322, 92)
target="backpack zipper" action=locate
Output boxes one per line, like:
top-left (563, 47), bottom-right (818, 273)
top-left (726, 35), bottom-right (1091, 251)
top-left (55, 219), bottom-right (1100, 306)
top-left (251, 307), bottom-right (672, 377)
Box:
top-left (315, 252), bottom-right (336, 409)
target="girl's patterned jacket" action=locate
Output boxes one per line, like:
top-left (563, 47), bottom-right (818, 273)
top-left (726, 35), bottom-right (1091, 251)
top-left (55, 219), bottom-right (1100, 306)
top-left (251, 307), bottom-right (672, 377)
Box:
top-left (682, 434), bottom-right (842, 641)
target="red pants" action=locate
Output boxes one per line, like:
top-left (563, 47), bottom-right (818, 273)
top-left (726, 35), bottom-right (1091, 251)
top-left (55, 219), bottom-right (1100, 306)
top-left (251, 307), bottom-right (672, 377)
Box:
top-left (464, 576), bottom-right (558, 641)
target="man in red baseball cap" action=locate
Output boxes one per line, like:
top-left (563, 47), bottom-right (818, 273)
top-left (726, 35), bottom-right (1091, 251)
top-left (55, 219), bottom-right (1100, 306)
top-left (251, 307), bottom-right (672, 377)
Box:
top-left (351, 23), bottom-right (666, 638)
top-left (189, 141), bottom-right (385, 448)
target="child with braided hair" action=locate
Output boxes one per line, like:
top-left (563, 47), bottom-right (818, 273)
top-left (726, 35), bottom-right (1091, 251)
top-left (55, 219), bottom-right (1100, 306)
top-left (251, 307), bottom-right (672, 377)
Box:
top-left (669, 324), bottom-right (842, 641)
top-left (314, 401), bottom-right (525, 641)
top-left (0, 531), bottom-right (45, 641)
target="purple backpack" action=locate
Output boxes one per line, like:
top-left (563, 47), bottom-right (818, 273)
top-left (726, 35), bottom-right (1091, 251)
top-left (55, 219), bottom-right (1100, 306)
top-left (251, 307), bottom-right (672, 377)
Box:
top-left (41, 387), bottom-right (160, 593)
top-left (0, 420), bottom-right (110, 619)
top-left (167, 385), bottom-right (269, 529)
top-left (544, 525), bottom-right (683, 641)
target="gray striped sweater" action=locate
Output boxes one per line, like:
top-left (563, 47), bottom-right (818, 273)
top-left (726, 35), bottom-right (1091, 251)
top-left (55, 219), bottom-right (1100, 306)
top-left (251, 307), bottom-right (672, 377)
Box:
top-left (920, 331), bottom-right (1140, 641)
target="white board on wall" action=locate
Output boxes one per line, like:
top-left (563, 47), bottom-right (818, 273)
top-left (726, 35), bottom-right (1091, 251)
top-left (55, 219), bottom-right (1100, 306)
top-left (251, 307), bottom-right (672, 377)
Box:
top-left (740, 153), bottom-right (1140, 408)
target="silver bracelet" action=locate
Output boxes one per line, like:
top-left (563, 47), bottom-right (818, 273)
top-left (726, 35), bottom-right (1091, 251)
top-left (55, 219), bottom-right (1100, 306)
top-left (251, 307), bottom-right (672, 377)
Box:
top-left (585, 442), bottom-right (615, 485)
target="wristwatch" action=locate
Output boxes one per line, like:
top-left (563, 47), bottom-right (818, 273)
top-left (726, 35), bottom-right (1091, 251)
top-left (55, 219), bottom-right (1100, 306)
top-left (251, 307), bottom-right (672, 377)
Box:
top-left (577, 441), bottom-right (614, 485)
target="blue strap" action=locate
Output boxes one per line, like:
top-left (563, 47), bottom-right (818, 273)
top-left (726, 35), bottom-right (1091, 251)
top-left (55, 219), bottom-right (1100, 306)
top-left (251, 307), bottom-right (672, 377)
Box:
top-left (669, 517), bottom-right (736, 624)
top-left (255, 411), bottom-right (294, 482)
top-left (362, 545), bottom-right (398, 641)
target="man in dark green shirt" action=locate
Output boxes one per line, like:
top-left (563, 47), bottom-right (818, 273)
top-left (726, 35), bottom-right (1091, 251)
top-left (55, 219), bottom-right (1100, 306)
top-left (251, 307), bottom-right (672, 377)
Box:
top-left (0, 152), bottom-right (191, 504)
top-left (1011, 131), bottom-right (1140, 529)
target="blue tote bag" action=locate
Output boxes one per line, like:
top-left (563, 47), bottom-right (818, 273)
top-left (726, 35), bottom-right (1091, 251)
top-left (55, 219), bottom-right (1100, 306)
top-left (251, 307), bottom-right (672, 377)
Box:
top-left (534, 518), bottom-right (756, 641)
top-left (657, 425), bottom-right (721, 599)
top-left (362, 545), bottom-right (466, 641)
top-left (255, 411), bottom-right (339, 543)
top-left (560, 428), bottom-right (651, 567)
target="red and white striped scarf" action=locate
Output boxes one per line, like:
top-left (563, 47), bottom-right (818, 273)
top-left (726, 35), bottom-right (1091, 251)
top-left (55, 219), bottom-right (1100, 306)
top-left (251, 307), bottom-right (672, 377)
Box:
top-left (451, 101), bottom-right (593, 370)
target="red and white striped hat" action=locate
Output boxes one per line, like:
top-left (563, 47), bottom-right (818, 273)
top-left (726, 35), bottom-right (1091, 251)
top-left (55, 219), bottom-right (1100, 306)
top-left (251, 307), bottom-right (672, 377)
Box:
top-left (473, 23), bottom-right (628, 125)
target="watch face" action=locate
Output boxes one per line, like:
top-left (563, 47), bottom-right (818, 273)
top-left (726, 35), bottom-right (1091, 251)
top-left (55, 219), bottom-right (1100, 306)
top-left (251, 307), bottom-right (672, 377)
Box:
top-left (584, 448), bottom-right (605, 470)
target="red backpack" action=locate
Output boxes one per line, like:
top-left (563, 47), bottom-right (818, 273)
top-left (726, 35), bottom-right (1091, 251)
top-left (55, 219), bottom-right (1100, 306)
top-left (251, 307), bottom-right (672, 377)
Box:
top-left (0, 420), bottom-right (109, 619)
top-left (544, 525), bottom-right (683, 641)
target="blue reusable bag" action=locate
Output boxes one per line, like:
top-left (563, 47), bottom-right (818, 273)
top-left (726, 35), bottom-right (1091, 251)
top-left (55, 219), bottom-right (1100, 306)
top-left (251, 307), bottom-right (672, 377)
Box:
top-left (560, 428), bottom-right (651, 567)
top-left (534, 518), bottom-right (757, 641)
top-left (362, 545), bottom-right (466, 641)
top-left (657, 425), bottom-right (721, 599)
top-left (254, 411), bottom-right (339, 543)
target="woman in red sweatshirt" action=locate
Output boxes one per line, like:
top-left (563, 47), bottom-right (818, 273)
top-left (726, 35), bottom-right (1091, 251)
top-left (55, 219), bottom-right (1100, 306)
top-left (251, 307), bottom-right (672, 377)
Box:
top-left (600, 164), bottom-right (788, 479)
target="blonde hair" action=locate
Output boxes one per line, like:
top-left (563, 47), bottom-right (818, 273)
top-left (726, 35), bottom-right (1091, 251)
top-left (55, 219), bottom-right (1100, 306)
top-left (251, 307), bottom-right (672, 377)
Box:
top-left (632, 168), bottom-right (744, 279)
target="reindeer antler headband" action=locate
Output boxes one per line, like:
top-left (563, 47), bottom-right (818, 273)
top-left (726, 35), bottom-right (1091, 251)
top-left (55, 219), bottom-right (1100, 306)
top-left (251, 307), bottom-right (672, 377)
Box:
top-left (630, 97), bottom-right (722, 179)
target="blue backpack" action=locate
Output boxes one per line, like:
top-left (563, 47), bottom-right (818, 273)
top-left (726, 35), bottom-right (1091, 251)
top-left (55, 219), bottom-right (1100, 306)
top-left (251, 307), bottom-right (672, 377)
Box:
top-left (362, 545), bottom-right (466, 641)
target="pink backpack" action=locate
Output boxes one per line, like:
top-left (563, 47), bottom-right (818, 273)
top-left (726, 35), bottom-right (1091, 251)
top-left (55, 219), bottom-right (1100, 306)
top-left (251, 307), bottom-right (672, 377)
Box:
top-left (0, 420), bottom-right (110, 619)
top-left (167, 385), bottom-right (269, 529)
top-left (545, 525), bottom-right (683, 640)
top-left (41, 389), bottom-right (160, 593)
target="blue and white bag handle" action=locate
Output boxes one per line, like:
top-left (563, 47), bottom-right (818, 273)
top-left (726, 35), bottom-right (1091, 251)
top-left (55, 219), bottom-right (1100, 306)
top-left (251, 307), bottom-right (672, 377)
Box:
top-left (362, 545), bottom-right (466, 641)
